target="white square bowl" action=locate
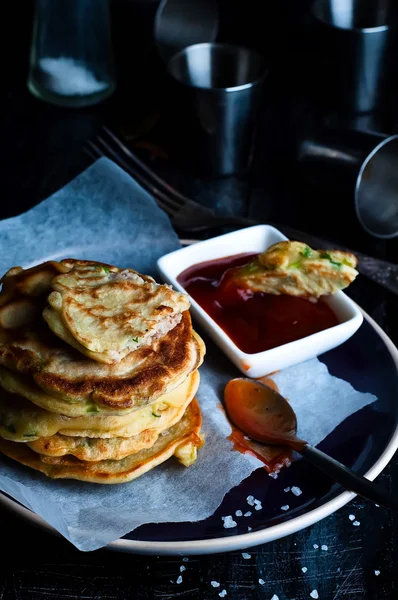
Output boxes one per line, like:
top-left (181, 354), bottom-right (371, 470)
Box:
top-left (157, 225), bottom-right (363, 378)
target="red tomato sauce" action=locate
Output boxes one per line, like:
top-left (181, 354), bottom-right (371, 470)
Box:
top-left (177, 252), bottom-right (339, 354)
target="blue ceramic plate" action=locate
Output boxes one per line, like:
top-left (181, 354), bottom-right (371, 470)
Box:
top-left (1, 307), bottom-right (397, 555)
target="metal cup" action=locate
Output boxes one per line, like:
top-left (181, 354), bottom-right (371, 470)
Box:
top-left (167, 42), bottom-right (266, 176)
top-left (311, 0), bottom-right (394, 113)
top-left (298, 128), bottom-right (398, 239)
top-left (154, 0), bottom-right (219, 63)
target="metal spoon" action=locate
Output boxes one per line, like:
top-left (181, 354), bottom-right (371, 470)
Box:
top-left (224, 378), bottom-right (398, 512)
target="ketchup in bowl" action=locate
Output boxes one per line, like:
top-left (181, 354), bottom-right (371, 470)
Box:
top-left (177, 253), bottom-right (339, 355)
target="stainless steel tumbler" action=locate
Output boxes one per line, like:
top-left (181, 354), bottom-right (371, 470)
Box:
top-left (167, 43), bottom-right (266, 176)
top-left (311, 0), bottom-right (394, 113)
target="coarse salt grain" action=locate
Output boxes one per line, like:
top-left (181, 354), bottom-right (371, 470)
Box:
top-left (242, 553), bottom-right (251, 559)
top-left (211, 581), bottom-right (220, 588)
top-left (235, 510), bottom-right (243, 517)
top-left (248, 526), bottom-right (252, 531)
top-left (284, 487), bottom-right (291, 492)
top-left (258, 579), bottom-right (265, 585)
top-left (222, 516), bottom-right (237, 529)
top-left (269, 472), bottom-right (278, 479)
top-left (176, 576), bottom-right (183, 584)
top-left (349, 514), bottom-right (355, 521)
top-left (254, 500), bottom-right (262, 511)
top-left (291, 486), bottom-right (302, 496)
top-left (219, 590), bottom-right (227, 597)
top-left (281, 505), bottom-right (289, 511)
top-left (353, 520), bottom-right (360, 526)
top-left (182, 557), bottom-right (189, 562)
top-left (313, 544), bottom-right (319, 549)
top-left (244, 511), bottom-right (252, 517)
top-left (375, 570), bottom-right (380, 576)
top-left (271, 595), bottom-right (279, 600)
top-left (321, 545), bottom-right (328, 551)
top-left (302, 567), bottom-right (308, 573)
top-left (247, 495), bottom-right (255, 506)
top-left (180, 565), bottom-right (186, 573)
top-left (310, 590), bottom-right (319, 599)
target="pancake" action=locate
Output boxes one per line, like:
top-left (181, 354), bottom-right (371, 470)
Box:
top-left (0, 261), bottom-right (68, 328)
top-left (221, 241), bottom-right (358, 299)
top-left (43, 259), bottom-right (190, 363)
top-left (27, 426), bottom-right (164, 461)
top-left (27, 391), bottom-right (195, 460)
top-left (0, 371), bottom-right (199, 441)
top-left (0, 313), bottom-right (205, 410)
top-left (0, 399), bottom-right (203, 483)
top-left (0, 361), bottom-right (197, 417)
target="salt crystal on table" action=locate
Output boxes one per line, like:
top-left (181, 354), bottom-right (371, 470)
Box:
top-left (269, 472), bottom-right (278, 479)
top-left (321, 545), bottom-right (328, 551)
top-left (291, 486), bottom-right (302, 496)
top-left (259, 579), bottom-right (265, 585)
top-left (247, 495), bottom-right (255, 506)
top-left (353, 520), bottom-right (360, 526)
top-left (302, 567), bottom-right (308, 573)
top-left (176, 576), bottom-right (183, 584)
top-left (313, 544), bottom-right (319, 549)
top-left (284, 487), bottom-right (291, 492)
top-left (310, 590), bottom-right (319, 599)
top-left (182, 557), bottom-right (189, 562)
top-left (271, 595), bottom-right (279, 600)
top-left (242, 553), bottom-right (251, 559)
top-left (281, 505), bottom-right (290, 511)
top-left (211, 581), bottom-right (220, 588)
top-left (375, 570), bottom-right (381, 576)
top-left (254, 499), bottom-right (262, 511)
top-left (349, 514), bottom-right (355, 521)
top-left (248, 527), bottom-right (252, 531)
top-left (180, 566), bottom-right (186, 573)
top-left (222, 516), bottom-right (237, 528)
top-left (235, 510), bottom-right (243, 517)
top-left (219, 590), bottom-right (227, 597)
top-left (244, 511), bottom-right (252, 517)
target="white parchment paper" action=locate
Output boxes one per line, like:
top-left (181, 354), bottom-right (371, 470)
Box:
top-left (0, 158), bottom-right (376, 551)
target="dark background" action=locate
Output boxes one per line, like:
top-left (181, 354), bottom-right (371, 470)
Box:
top-left (0, 0), bottom-right (397, 598)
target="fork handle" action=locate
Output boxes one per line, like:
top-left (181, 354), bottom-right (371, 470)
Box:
top-left (201, 215), bottom-right (398, 297)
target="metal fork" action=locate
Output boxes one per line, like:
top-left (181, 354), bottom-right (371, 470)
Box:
top-left (84, 126), bottom-right (398, 296)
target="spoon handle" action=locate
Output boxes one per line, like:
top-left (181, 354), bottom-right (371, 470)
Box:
top-left (300, 444), bottom-right (398, 512)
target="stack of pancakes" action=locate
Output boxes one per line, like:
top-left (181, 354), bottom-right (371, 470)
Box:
top-left (0, 259), bottom-right (205, 483)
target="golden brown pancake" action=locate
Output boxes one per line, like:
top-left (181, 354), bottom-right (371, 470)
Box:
top-left (0, 261), bottom-right (68, 328)
top-left (0, 399), bottom-right (203, 483)
top-left (221, 241), bottom-right (358, 299)
top-left (0, 313), bottom-right (205, 410)
top-left (0, 370), bottom-right (199, 441)
top-left (0, 363), bottom-right (197, 417)
top-left (26, 390), bottom-right (196, 460)
top-left (43, 259), bottom-right (190, 364)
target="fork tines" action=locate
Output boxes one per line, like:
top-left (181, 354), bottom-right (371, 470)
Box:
top-left (84, 127), bottom-right (193, 218)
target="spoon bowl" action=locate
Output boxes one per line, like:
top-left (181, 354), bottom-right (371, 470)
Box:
top-left (224, 378), bottom-right (297, 445)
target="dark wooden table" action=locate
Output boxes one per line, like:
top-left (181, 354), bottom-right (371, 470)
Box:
top-left (0, 1), bottom-right (397, 598)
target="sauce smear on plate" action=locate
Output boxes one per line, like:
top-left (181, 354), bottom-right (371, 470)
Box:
top-left (177, 253), bottom-right (339, 354)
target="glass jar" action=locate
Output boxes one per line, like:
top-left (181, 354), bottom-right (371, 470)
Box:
top-left (27, 0), bottom-right (116, 108)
